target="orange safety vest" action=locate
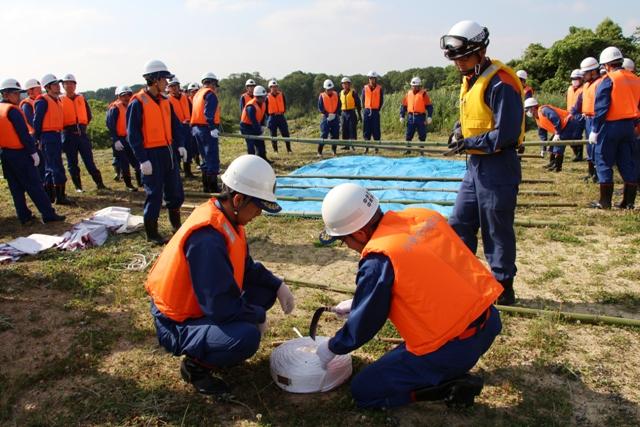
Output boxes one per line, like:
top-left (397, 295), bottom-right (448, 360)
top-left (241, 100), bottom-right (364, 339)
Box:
top-left (241, 98), bottom-right (266, 125)
top-left (19, 97), bottom-right (36, 134)
top-left (404, 89), bottom-right (431, 114)
top-left (61, 94), bottom-right (89, 126)
top-left (241, 93), bottom-right (253, 109)
top-left (320, 92), bottom-right (339, 114)
top-left (364, 84), bottom-right (382, 109)
top-left (190, 88), bottom-right (221, 126)
top-left (169, 93), bottom-right (191, 123)
top-left (535, 105), bottom-right (570, 134)
top-left (566, 85), bottom-right (583, 111)
top-left (132, 90), bottom-right (172, 148)
top-left (0, 103), bottom-right (26, 149)
top-left (267, 92), bottom-right (286, 115)
top-left (605, 69), bottom-right (640, 121)
top-left (108, 100), bottom-right (127, 137)
top-left (582, 77), bottom-right (603, 117)
top-left (38, 94), bottom-right (64, 132)
top-left (145, 199), bottom-right (247, 322)
top-left (362, 209), bottom-right (502, 356)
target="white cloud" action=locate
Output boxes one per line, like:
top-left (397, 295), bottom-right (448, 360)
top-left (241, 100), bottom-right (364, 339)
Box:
top-left (184, 0), bottom-right (261, 12)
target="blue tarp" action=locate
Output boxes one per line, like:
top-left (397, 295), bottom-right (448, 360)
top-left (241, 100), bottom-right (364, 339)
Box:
top-left (275, 156), bottom-right (467, 217)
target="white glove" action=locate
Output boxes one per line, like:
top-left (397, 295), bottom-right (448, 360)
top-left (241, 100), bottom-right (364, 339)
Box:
top-left (31, 152), bottom-right (40, 167)
top-left (552, 134), bottom-right (561, 142)
top-left (426, 116), bottom-right (433, 125)
top-left (540, 150), bottom-right (546, 158)
top-left (178, 147), bottom-right (188, 162)
top-left (258, 317), bottom-right (268, 336)
top-left (276, 282), bottom-right (295, 315)
top-left (140, 160), bottom-right (153, 176)
top-left (399, 117), bottom-right (405, 124)
top-left (210, 128), bottom-right (219, 138)
top-left (588, 131), bottom-right (598, 144)
top-left (114, 140), bottom-right (124, 151)
top-left (327, 113), bottom-right (336, 121)
top-left (316, 340), bottom-right (336, 370)
top-left (332, 298), bottom-right (352, 319)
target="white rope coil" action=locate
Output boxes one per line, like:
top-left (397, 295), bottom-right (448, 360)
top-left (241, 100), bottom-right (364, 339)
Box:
top-left (270, 336), bottom-right (352, 393)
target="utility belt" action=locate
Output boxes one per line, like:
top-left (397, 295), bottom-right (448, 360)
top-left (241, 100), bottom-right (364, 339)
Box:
top-left (63, 124), bottom-right (87, 136)
top-left (452, 308), bottom-right (491, 341)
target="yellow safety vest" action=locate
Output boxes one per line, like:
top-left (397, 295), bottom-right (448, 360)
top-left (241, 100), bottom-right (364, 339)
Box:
top-left (340, 89), bottom-right (356, 111)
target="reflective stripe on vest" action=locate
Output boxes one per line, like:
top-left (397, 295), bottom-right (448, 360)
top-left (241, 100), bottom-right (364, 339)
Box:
top-left (535, 105), bottom-right (570, 134)
top-left (459, 60), bottom-right (525, 154)
top-left (582, 77), bottom-right (603, 116)
top-left (145, 199), bottom-right (247, 322)
top-left (108, 101), bottom-right (127, 137)
top-left (38, 94), bottom-right (64, 132)
top-left (19, 97), bottom-right (35, 134)
top-left (361, 209), bottom-right (503, 356)
top-left (605, 69), bottom-right (640, 121)
top-left (340, 89), bottom-right (356, 110)
top-left (241, 98), bottom-right (266, 125)
top-left (320, 92), bottom-right (339, 114)
top-left (364, 85), bottom-right (382, 109)
top-left (133, 90), bottom-right (172, 148)
top-left (267, 92), bottom-right (286, 114)
top-left (61, 94), bottom-right (89, 126)
top-left (566, 85), bottom-right (583, 111)
top-left (190, 88), bottom-right (220, 126)
top-left (169, 94), bottom-right (191, 123)
top-left (0, 103), bottom-right (25, 149)
top-left (406, 89), bottom-right (431, 114)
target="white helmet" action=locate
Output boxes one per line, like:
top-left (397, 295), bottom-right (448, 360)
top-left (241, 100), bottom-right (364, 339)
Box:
top-left (143, 59), bottom-right (173, 78)
top-left (245, 79), bottom-right (256, 86)
top-left (201, 72), bottom-right (218, 83)
top-left (580, 57), bottom-right (600, 72)
top-left (440, 20), bottom-right (489, 59)
top-left (168, 77), bottom-right (181, 86)
top-left (570, 69), bottom-right (583, 79)
top-left (253, 85), bottom-right (267, 97)
top-left (622, 57), bottom-right (635, 72)
top-left (24, 79), bottom-right (41, 90)
top-left (599, 46), bottom-right (623, 65)
top-left (268, 79), bottom-right (278, 88)
top-left (340, 76), bottom-right (351, 84)
top-left (0, 78), bottom-right (24, 92)
top-left (523, 97), bottom-right (538, 109)
top-left (221, 155), bottom-right (281, 213)
top-left (516, 70), bottom-right (528, 80)
top-left (366, 70), bottom-right (379, 78)
top-left (41, 74), bottom-right (61, 87)
top-left (410, 77), bottom-right (422, 86)
top-left (62, 73), bottom-right (76, 83)
top-left (320, 183), bottom-right (379, 242)
top-left (323, 79), bottom-right (334, 90)
top-left (187, 82), bottom-right (200, 91)
top-left (115, 85), bottom-right (132, 96)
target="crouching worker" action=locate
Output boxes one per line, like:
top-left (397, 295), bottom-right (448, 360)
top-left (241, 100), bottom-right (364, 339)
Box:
top-left (145, 154), bottom-right (296, 396)
top-left (316, 183), bottom-right (502, 409)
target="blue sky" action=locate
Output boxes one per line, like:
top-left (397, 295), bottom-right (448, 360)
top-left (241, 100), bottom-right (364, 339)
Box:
top-left (3, 0), bottom-right (639, 90)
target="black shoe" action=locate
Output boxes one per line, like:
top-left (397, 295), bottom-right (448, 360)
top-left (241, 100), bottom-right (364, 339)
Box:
top-left (552, 155), bottom-right (564, 172)
top-left (497, 278), bottom-right (515, 306)
top-left (414, 374), bottom-right (484, 408)
top-left (20, 214), bottom-right (36, 225)
top-left (590, 184), bottom-right (614, 209)
top-left (615, 183), bottom-right (637, 210)
top-left (180, 357), bottom-right (231, 396)
top-left (543, 154), bottom-right (556, 170)
top-left (55, 185), bottom-right (75, 206)
top-left (70, 174), bottom-right (83, 192)
top-left (42, 213), bottom-right (66, 223)
top-left (144, 217), bottom-right (168, 245)
top-left (168, 208), bottom-right (181, 232)
top-left (122, 175), bottom-right (137, 192)
top-left (91, 171), bottom-right (107, 190)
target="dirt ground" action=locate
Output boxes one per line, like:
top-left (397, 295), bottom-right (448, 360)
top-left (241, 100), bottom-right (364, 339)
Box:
top-left (1, 132), bottom-right (639, 426)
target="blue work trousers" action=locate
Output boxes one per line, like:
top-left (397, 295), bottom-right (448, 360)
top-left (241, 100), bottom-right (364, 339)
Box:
top-left (240, 123), bottom-right (267, 160)
top-left (141, 146), bottom-right (184, 221)
top-left (40, 131), bottom-right (66, 185)
top-left (268, 115), bottom-right (291, 152)
top-left (192, 126), bottom-right (220, 174)
top-left (114, 140), bottom-right (140, 178)
top-left (341, 110), bottom-right (358, 140)
top-left (62, 131), bottom-right (99, 177)
top-left (585, 117), bottom-right (595, 161)
top-left (449, 150), bottom-right (520, 281)
top-left (405, 114), bottom-right (427, 142)
top-left (551, 120), bottom-right (579, 155)
top-left (594, 119), bottom-right (638, 184)
top-left (319, 117), bottom-right (339, 154)
top-left (363, 109), bottom-right (381, 140)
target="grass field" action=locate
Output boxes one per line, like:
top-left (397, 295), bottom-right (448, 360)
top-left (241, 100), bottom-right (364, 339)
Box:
top-left (1, 123), bottom-right (639, 426)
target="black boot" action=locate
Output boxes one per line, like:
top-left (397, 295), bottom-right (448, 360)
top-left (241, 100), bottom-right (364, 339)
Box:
top-left (180, 357), bottom-right (231, 396)
top-left (201, 173), bottom-right (210, 193)
top-left (135, 170), bottom-right (143, 188)
top-left (544, 153), bottom-right (556, 170)
top-left (414, 374), bottom-right (484, 408)
top-left (583, 161), bottom-right (596, 182)
top-left (184, 162), bottom-right (195, 179)
top-left (571, 145), bottom-right (583, 162)
top-left (168, 208), bottom-right (181, 232)
top-left (208, 174), bottom-right (220, 193)
top-left (552, 154), bottom-right (564, 172)
top-left (122, 174), bottom-right (137, 192)
top-left (91, 171), bottom-right (107, 190)
top-left (71, 174), bottom-right (83, 192)
top-left (144, 217), bottom-right (168, 245)
top-left (42, 212), bottom-right (66, 223)
top-left (497, 278), bottom-right (516, 305)
top-left (616, 183), bottom-right (637, 210)
top-left (590, 183), bottom-right (614, 209)
top-left (55, 184), bottom-right (74, 206)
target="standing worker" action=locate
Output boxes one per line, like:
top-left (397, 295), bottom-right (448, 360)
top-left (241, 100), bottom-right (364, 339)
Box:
top-left (145, 154), bottom-right (295, 396)
top-left (106, 86), bottom-right (140, 192)
top-left (566, 69), bottom-right (585, 161)
top-left (240, 85), bottom-right (269, 161)
top-left (33, 74), bottom-right (73, 205)
top-left (589, 47), bottom-right (640, 209)
top-left (266, 79), bottom-right (292, 155)
top-left (19, 78), bottom-right (45, 182)
top-left (190, 72), bottom-right (222, 193)
top-left (339, 76), bottom-right (362, 150)
top-left (516, 70), bottom-right (534, 100)
top-left (580, 57), bottom-right (604, 183)
top-left (239, 79), bottom-right (256, 116)
top-left (400, 77), bottom-right (433, 155)
top-left (60, 74), bottom-right (106, 192)
top-left (317, 79), bottom-right (341, 157)
top-left (186, 82), bottom-right (201, 168)
top-left (316, 183), bottom-right (502, 409)
top-left (441, 20), bottom-right (524, 305)
top-left (127, 60), bottom-right (187, 244)
top-left (168, 77), bottom-right (195, 180)
top-left (362, 71), bottom-right (384, 153)
top-left (0, 79), bottom-right (65, 225)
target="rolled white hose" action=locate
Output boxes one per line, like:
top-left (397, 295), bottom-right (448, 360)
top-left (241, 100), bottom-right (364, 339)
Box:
top-left (270, 336), bottom-right (352, 393)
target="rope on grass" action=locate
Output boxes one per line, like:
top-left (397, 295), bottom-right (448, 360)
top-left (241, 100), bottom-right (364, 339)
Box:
top-left (108, 253), bottom-right (157, 271)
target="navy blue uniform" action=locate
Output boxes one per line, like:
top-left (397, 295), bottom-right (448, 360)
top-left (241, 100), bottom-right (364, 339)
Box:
top-left (106, 104), bottom-right (140, 180)
top-left (191, 91), bottom-right (220, 176)
top-left (60, 97), bottom-right (101, 185)
top-left (266, 93), bottom-right (291, 153)
top-left (239, 103), bottom-right (268, 160)
top-left (539, 106), bottom-right (579, 155)
top-left (361, 86), bottom-right (384, 141)
top-left (33, 97), bottom-right (66, 186)
top-left (340, 89), bottom-right (361, 141)
top-left (317, 93), bottom-right (341, 155)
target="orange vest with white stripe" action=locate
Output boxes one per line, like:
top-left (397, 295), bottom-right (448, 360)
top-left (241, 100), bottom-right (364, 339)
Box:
top-left (362, 209), bottom-right (502, 356)
top-left (582, 77), bottom-right (603, 116)
top-left (132, 90), bottom-right (172, 148)
top-left (145, 199), bottom-right (247, 322)
top-left (241, 98), bottom-right (266, 125)
top-left (108, 100), bottom-right (127, 137)
top-left (535, 105), bottom-right (570, 134)
top-left (405, 89), bottom-right (431, 114)
top-left (267, 92), bottom-right (286, 114)
top-left (566, 85), bottom-right (583, 111)
top-left (61, 94), bottom-right (89, 126)
top-left (0, 103), bottom-right (26, 149)
top-left (19, 97), bottom-right (36, 134)
top-left (364, 85), bottom-right (382, 109)
top-left (169, 93), bottom-right (191, 123)
top-left (605, 69), bottom-right (640, 121)
top-left (320, 92), bottom-right (339, 114)
top-left (190, 88), bottom-right (221, 126)
top-left (37, 94), bottom-right (64, 132)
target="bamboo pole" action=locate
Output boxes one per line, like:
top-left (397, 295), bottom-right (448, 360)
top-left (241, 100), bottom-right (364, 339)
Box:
top-left (275, 174), bottom-right (554, 184)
